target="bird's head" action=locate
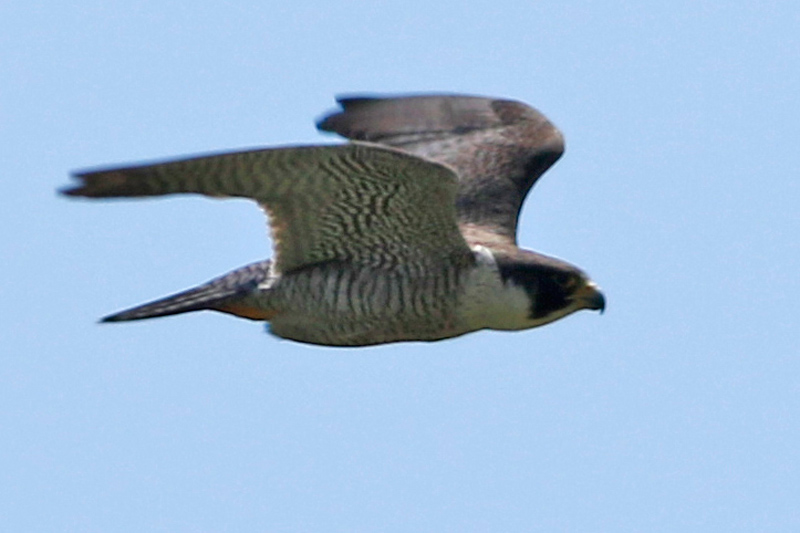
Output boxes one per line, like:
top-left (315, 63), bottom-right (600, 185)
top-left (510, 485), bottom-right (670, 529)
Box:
top-left (495, 250), bottom-right (605, 327)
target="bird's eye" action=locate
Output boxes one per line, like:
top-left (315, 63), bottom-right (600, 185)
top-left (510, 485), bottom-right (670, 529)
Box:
top-left (556, 274), bottom-right (577, 289)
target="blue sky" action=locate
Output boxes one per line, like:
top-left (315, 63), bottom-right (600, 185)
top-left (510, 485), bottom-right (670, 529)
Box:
top-left (3, 1), bottom-right (799, 531)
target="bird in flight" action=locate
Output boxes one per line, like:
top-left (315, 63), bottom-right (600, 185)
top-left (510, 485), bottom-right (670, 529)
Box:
top-left (62, 94), bottom-right (605, 346)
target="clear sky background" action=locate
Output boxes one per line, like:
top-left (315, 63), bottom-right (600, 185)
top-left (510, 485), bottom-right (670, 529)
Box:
top-left (3, 1), bottom-right (799, 531)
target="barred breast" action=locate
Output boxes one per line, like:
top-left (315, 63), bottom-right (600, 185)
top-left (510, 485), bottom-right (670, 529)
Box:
top-left (263, 261), bottom-right (466, 346)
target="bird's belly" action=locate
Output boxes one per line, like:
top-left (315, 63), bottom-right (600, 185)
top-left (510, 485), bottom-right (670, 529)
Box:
top-left (265, 263), bottom-right (465, 346)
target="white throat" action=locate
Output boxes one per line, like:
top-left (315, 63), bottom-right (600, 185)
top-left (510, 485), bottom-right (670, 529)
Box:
top-left (456, 246), bottom-right (537, 331)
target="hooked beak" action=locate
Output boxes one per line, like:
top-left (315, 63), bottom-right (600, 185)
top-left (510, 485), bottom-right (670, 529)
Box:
top-left (573, 281), bottom-right (606, 314)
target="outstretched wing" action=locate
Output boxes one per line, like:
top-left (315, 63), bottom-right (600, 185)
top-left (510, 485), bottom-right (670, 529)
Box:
top-left (318, 94), bottom-right (565, 246)
top-left (63, 142), bottom-right (473, 274)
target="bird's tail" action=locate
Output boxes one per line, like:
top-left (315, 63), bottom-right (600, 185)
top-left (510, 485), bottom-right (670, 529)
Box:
top-left (102, 260), bottom-right (273, 322)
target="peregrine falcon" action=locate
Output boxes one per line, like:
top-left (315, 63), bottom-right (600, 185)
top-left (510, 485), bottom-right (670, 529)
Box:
top-left (62, 94), bottom-right (605, 346)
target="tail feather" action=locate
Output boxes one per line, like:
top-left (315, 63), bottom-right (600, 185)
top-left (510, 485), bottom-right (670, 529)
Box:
top-left (102, 260), bottom-right (272, 322)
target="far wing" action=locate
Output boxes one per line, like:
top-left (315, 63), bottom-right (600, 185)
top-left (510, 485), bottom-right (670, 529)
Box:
top-left (64, 142), bottom-right (473, 274)
top-left (318, 94), bottom-right (564, 245)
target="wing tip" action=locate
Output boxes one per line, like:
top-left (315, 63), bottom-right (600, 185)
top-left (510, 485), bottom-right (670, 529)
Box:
top-left (60, 183), bottom-right (92, 198)
top-left (59, 186), bottom-right (83, 197)
top-left (335, 95), bottom-right (380, 107)
top-left (99, 311), bottom-right (139, 323)
top-left (60, 171), bottom-right (99, 198)
top-left (59, 172), bottom-right (88, 197)
top-left (316, 93), bottom-right (549, 142)
top-left (315, 115), bottom-right (336, 134)
top-left (59, 169), bottom-right (143, 198)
